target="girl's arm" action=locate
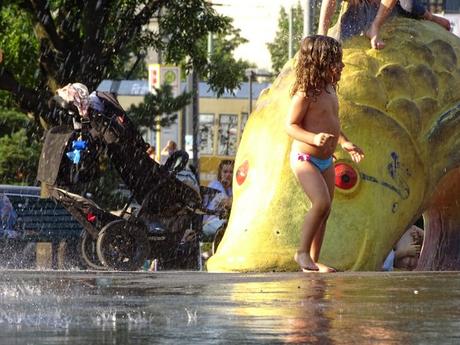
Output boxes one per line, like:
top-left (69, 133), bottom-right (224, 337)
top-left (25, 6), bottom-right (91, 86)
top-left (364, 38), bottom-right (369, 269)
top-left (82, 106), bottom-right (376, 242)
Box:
top-left (285, 94), bottom-right (316, 145)
top-left (318, 0), bottom-right (337, 36)
top-left (339, 131), bottom-right (365, 163)
top-left (338, 131), bottom-right (352, 145)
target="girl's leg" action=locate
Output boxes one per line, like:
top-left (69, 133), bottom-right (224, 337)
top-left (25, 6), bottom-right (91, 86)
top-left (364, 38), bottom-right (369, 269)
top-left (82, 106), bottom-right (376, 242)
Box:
top-left (311, 165), bottom-right (336, 272)
top-left (366, 0), bottom-right (398, 49)
top-left (422, 11), bottom-right (451, 31)
top-left (399, 0), bottom-right (451, 31)
top-left (318, 0), bottom-right (337, 36)
top-left (292, 160), bottom-right (332, 271)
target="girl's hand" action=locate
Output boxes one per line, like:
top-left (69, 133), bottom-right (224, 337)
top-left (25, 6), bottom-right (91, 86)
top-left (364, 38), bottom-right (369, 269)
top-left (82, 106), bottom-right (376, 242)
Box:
top-left (341, 141), bottom-right (364, 163)
top-left (313, 133), bottom-right (335, 147)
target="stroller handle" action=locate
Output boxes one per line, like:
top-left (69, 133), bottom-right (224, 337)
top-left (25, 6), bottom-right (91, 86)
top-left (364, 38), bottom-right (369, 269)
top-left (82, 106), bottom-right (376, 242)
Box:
top-left (186, 206), bottom-right (227, 218)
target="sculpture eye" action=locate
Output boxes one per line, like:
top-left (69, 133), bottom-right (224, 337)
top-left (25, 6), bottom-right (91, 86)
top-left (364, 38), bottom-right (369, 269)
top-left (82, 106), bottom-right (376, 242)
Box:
top-left (335, 162), bottom-right (359, 191)
top-left (236, 160), bottom-right (249, 186)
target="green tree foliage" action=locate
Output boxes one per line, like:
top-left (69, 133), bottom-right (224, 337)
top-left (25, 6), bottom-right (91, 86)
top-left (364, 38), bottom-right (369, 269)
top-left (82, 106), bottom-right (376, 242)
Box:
top-left (159, 2), bottom-right (253, 96)
top-left (207, 27), bottom-right (254, 96)
top-left (0, 113), bottom-right (40, 185)
top-left (267, 2), bottom-right (305, 75)
top-left (0, 0), bottom-right (245, 128)
top-left (0, 4), bottom-right (39, 108)
top-left (0, 109), bottom-right (30, 137)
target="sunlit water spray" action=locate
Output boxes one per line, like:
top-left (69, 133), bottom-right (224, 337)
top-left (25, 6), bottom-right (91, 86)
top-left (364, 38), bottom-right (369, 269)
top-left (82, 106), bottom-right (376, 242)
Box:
top-left (0, 276), bottom-right (169, 330)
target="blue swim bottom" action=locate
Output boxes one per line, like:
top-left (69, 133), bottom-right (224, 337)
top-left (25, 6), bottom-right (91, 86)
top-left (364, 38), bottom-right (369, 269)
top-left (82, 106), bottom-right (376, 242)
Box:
top-left (291, 152), bottom-right (334, 173)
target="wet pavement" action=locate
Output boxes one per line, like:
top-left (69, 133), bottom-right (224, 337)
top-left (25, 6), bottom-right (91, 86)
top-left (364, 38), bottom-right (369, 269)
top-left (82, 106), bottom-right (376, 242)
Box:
top-left (0, 270), bottom-right (459, 344)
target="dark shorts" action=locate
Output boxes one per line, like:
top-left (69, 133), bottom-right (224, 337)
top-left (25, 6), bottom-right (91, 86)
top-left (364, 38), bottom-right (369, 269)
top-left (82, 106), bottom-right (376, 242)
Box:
top-left (397, 0), bottom-right (426, 19)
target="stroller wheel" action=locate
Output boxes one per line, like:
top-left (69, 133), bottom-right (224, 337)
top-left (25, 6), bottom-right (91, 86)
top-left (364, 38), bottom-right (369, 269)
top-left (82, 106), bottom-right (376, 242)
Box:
top-left (79, 230), bottom-right (107, 270)
top-left (96, 220), bottom-right (149, 271)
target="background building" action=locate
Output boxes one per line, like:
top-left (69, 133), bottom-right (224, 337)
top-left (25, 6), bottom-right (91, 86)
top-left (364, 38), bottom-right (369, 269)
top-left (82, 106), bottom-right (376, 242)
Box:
top-left (417, 1), bottom-right (460, 36)
top-left (423, 0), bottom-right (460, 13)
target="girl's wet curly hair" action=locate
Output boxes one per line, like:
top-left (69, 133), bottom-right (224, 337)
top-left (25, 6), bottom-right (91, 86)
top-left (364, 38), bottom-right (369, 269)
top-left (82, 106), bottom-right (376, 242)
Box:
top-left (290, 35), bottom-right (343, 98)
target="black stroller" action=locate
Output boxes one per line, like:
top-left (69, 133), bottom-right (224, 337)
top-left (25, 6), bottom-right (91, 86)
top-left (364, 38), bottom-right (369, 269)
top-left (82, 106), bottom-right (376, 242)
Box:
top-left (38, 90), bottom-right (220, 271)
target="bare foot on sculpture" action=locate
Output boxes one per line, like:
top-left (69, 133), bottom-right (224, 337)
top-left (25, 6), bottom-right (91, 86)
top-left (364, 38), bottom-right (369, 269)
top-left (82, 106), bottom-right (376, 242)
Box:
top-left (365, 25), bottom-right (385, 50)
top-left (294, 251), bottom-right (319, 272)
top-left (315, 262), bottom-right (337, 273)
top-left (430, 15), bottom-right (451, 31)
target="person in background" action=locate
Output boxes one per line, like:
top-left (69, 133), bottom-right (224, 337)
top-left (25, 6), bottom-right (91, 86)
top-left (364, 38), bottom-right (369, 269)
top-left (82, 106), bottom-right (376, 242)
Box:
top-left (146, 144), bottom-right (158, 163)
top-left (365, 0), bottom-right (450, 49)
top-left (202, 160), bottom-right (234, 239)
top-left (382, 225), bottom-right (424, 271)
top-left (160, 140), bottom-right (177, 164)
top-left (0, 194), bottom-right (19, 239)
top-left (318, 0), bottom-right (450, 50)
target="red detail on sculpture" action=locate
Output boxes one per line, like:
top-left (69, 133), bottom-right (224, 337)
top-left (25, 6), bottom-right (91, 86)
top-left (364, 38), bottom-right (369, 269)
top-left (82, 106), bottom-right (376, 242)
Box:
top-left (335, 163), bottom-right (358, 190)
top-left (236, 160), bottom-right (249, 186)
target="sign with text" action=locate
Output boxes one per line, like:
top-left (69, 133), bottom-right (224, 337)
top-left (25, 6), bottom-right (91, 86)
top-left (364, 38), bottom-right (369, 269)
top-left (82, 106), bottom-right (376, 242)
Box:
top-left (148, 64), bottom-right (181, 97)
top-left (148, 64), bottom-right (182, 152)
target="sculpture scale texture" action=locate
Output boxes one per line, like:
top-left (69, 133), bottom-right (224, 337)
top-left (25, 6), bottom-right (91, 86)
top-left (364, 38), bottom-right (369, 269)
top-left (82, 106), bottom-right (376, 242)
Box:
top-left (208, 17), bottom-right (460, 272)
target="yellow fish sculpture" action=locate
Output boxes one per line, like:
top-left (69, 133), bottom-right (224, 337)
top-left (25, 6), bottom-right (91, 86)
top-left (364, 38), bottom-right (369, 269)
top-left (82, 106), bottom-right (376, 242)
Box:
top-left (207, 17), bottom-right (460, 272)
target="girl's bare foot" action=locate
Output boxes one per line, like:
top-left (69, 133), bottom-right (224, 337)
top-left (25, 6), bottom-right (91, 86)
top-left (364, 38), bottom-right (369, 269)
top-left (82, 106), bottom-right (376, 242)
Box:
top-left (315, 262), bottom-right (337, 273)
top-left (294, 251), bottom-right (319, 272)
top-left (365, 25), bottom-right (385, 50)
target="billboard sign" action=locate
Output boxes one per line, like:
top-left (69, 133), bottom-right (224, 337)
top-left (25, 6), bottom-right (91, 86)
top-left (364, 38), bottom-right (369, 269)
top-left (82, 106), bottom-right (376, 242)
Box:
top-left (148, 64), bottom-right (181, 96)
top-left (147, 64), bottom-right (182, 154)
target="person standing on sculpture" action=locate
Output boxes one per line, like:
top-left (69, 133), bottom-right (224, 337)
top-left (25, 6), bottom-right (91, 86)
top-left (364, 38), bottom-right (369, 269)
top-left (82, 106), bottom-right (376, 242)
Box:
top-left (318, 0), bottom-right (450, 49)
top-left (286, 35), bottom-right (364, 272)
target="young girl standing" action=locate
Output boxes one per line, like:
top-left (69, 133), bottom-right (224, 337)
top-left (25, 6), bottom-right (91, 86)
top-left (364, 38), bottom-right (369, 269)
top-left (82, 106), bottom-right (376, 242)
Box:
top-left (286, 35), bottom-right (364, 273)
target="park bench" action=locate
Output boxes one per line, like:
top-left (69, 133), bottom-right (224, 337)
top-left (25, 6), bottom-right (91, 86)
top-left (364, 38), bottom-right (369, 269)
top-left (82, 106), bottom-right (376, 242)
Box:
top-left (1, 194), bottom-right (83, 269)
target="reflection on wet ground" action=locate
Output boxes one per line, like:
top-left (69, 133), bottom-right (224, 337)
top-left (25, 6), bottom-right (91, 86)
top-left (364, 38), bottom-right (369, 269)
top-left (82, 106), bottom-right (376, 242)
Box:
top-left (0, 270), bottom-right (459, 344)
